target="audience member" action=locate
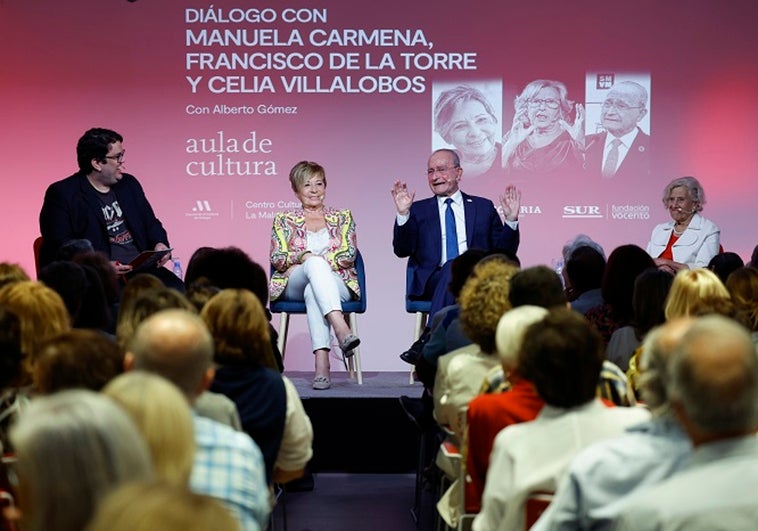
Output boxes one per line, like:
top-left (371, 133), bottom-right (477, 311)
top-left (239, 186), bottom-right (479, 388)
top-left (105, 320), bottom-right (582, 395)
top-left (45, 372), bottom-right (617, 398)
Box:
top-left (0, 281), bottom-right (71, 384)
top-left (72, 250), bottom-right (122, 310)
top-left (0, 306), bottom-right (24, 453)
top-left (749, 244), bottom-right (758, 269)
top-left (533, 319), bottom-right (694, 530)
top-left (585, 245), bottom-right (655, 344)
top-left (86, 480), bottom-right (241, 531)
top-left (115, 286), bottom-right (195, 351)
top-left (0, 263), bottom-right (29, 290)
top-left (707, 251), bottom-right (744, 284)
top-left (103, 372), bottom-right (196, 486)
top-left (564, 245), bottom-right (606, 314)
top-left (201, 289), bottom-right (313, 485)
top-left (615, 315), bottom-right (758, 530)
top-left (472, 308), bottom-right (649, 531)
top-left (606, 268), bottom-right (673, 372)
top-left (185, 276), bottom-right (221, 313)
top-left (124, 309), bottom-right (270, 530)
top-left (463, 306), bottom-right (547, 516)
top-left (508, 265), bottom-right (568, 309)
top-left (34, 329), bottom-right (122, 394)
top-left (9, 390), bottom-right (152, 531)
top-left (725, 266), bottom-right (758, 343)
top-left (664, 268), bottom-right (733, 320)
top-left (38, 260), bottom-right (112, 331)
top-left (433, 259), bottom-right (520, 438)
top-left (185, 246), bottom-right (283, 372)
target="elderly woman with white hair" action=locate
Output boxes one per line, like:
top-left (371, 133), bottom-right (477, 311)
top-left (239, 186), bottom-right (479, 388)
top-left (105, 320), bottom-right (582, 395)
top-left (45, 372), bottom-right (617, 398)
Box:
top-left (646, 176), bottom-right (720, 273)
top-left (8, 390), bottom-right (153, 531)
top-left (502, 79), bottom-right (585, 177)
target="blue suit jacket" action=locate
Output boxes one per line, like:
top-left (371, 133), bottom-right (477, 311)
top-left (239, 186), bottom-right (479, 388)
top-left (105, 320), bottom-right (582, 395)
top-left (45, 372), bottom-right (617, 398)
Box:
top-left (393, 192), bottom-right (519, 297)
top-left (39, 172), bottom-right (169, 266)
top-left (584, 128), bottom-right (650, 180)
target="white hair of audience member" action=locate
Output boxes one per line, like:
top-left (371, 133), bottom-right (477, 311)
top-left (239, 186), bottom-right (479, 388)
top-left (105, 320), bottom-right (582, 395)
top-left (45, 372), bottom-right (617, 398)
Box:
top-left (495, 305), bottom-right (549, 370)
top-left (636, 326), bottom-right (668, 411)
top-left (10, 389), bottom-right (153, 531)
top-left (668, 315), bottom-right (758, 435)
top-left (562, 234), bottom-right (606, 262)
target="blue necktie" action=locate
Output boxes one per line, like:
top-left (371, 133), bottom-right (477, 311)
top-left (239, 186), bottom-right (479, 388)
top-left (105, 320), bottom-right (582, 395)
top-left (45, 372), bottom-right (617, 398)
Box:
top-left (445, 198), bottom-right (459, 261)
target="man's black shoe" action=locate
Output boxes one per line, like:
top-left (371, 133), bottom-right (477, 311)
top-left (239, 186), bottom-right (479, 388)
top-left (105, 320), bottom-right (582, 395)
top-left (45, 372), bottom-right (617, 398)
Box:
top-left (399, 330), bottom-right (430, 365)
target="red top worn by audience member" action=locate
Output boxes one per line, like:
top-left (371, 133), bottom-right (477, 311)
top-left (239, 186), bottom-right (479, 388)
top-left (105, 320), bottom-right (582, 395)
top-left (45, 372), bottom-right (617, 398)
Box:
top-left (464, 378), bottom-right (544, 513)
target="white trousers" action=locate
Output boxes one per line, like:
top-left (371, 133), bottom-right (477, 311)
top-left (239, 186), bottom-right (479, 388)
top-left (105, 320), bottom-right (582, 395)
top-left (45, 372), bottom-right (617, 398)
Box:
top-left (283, 256), bottom-right (350, 352)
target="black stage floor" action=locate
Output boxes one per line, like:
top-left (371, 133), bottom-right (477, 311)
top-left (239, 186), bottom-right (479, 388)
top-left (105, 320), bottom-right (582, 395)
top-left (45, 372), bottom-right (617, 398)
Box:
top-left (284, 371), bottom-right (422, 474)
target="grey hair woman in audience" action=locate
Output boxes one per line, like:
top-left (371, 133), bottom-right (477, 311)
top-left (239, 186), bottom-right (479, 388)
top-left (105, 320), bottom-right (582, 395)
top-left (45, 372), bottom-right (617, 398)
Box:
top-left (9, 390), bottom-right (153, 531)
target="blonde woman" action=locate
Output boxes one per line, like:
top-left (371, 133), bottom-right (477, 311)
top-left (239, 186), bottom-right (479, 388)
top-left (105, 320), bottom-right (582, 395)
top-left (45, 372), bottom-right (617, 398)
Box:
top-left (270, 160), bottom-right (361, 389)
top-left (664, 268), bottom-right (733, 320)
top-left (103, 371), bottom-right (196, 486)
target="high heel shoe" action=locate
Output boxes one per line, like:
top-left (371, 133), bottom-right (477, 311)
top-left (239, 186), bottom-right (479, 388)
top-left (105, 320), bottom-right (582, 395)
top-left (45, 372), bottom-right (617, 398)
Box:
top-left (339, 334), bottom-right (360, 358)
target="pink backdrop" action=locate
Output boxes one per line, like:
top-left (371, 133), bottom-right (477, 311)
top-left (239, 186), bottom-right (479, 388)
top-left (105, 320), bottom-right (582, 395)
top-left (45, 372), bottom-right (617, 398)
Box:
top-left (2, 0), bottom-right (757, 371)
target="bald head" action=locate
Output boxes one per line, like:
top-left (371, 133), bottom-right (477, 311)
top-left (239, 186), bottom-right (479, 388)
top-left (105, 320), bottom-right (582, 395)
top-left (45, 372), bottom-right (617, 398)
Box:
top-left (669, 315), bottom-right (758, 443)
top-left (127, 309), bottom-right (214, 401)
top-left (638, 318), bottom-right (694, 412)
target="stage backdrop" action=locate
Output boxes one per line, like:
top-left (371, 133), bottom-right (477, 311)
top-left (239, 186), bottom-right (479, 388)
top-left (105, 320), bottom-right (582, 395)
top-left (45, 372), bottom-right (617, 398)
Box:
top-left (2, 0), bottom-right (758, 372)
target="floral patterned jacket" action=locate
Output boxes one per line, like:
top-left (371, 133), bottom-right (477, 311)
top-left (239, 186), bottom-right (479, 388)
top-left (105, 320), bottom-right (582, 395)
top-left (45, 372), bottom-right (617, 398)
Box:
top-left (269, 207), bottom-right (360, 301)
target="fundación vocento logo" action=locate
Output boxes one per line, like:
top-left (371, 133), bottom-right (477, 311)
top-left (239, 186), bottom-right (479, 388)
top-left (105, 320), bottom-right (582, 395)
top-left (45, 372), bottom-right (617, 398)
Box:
top-left (186, 200), bottom-right (220, 220)
top-left (562, 205), bottom-right (603, 219)
top-left (610, 204), bottom-right (651, 220)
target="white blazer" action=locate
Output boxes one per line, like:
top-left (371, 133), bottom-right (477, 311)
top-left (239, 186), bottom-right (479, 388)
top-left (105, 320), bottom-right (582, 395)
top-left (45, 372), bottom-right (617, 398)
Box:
top-left (646, 213), bottom-right (720, 268)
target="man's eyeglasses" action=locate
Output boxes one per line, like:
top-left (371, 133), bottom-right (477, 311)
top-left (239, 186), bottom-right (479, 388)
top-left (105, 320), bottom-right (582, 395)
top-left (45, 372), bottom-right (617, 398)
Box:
top-left (602, 99), bottom-right (643, 112)
top-left (105, 150), bottom-right (126, 164)
top-left (527, 98), bottom-right (560, 110)
top-left (426, 166), bottom-right (459, 176)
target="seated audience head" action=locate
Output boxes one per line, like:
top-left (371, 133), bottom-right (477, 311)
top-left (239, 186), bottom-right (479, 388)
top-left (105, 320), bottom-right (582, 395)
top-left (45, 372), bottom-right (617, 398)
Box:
top-left (664, 268), bottom-right (733, 320)
top-left (34, 330), bottom-right (122, 394)
top-left (39, 260), bottom-right (111, 331)
top-left (103, 372), bottom-right (196, 485)
top-left (0, 281), bottom-right (71, 381)
top-left (561, 233), bottom-right (606, 263)
top-left (125, 309), bottom-right (214, 404)
top-left (631, 268), bottom-right (674, 338)
top-left (750, 244), bottom-right (758, 270)
top-left (564, 245), bottom-right (606, 298)
top-left (669, 315), bottom-right (758, 443)
top-left (0, 263), bottom-right (30, 290)
top-left (116, 287), bottom-right (195, 351)
top-left (447, 248), bottom-right (488, 301)
top-left (86, 480), bottom-right (241, 531)
top-left (458, 258), bottom-right (520, 354)
top-left (184, 246), bottom-right (270, 307)
top-left (508, 265), bottom-right (567, 309)
top-left (9, 390), bottom-right (152, 531)
top-left (636, 318), bottom-right (695, 414)
top-left (519, 308), bottom-right (604, 408)
top-left (495, 305), bottom-right (548, 374)
top-left (185, 277), bottom-right (221, 313)
top-left (200, 288), bottom-right (277, 369)
top-left (601, 244), bottom-right (656, 322)
top-left (56, 238), bottom-right (95, 261)
top-left (120, 274), bottom-right (164, 310)
top-left (707, 251), bottom-right (744, 285)
top-left (0, 307), bottom-right (22, 390)
top-left (72, 251), bottom-right (120, 306)
top-left (725, 266), bottom-right (758, 332)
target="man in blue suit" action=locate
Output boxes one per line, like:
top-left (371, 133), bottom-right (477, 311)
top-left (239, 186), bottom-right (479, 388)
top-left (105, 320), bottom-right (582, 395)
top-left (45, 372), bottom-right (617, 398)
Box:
top-left (392, 148), bottom-right (520, 363)
top-left (584, 80), bottom-right (649, 180)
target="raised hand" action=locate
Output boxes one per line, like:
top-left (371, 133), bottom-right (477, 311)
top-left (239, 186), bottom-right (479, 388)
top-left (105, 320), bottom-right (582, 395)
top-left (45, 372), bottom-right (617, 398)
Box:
top-left (499, 184), bottom-right (521, 222)
top-left (559, 103), bottom-right (585, 147)
top-left (391, 179), bottom-right (415, 216)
